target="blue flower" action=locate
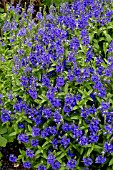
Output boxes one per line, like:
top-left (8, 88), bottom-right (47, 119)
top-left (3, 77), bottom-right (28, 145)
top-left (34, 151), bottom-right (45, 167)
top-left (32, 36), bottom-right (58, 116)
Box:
top-left (62, 123), bottom-right (70, 132)
top-left (42, 74), bottom-right (51, 88)
top-left (9, 154), bottom-right (17, 163)
top-left (95, 155), bottom-right (106, 164)
top-left (28, 88), bottom-right (37, 100)
top-left (86, 47), bottom-right (94, 62)
top-left (17, 28), bottom-right (26, 36)
top-left (42, 108), bottom-right (52, 119)
top-left (18, 134), bottom-right (29, 143)
top-left (18, 122), bottom-right (25, 129)
top-left (67, 159), bottom-right (77, 169)
top-left (60, 136), bottom-right (70, 148)
top-left (52, 138), bottom-right (58, 148)
top-left (31, 139), bottom-right (39, 147)
top-left (63, 104), bottom-right (72, 113)
top-left (52, 161), bottom-right (61, 170)
top-left (104, 142), bottom-right (113, 153)
top-left (0, 94), bottom-right (3, 98)
top-left (70, 37), bottom-right (80, 51)
top-left (26, 148), bottom-right (34, 158)
top-left (38, 165), bottom-right (47, 170)
top-left (68, 150), bottom-right (75, 157)
top-left (47, 153), bottom-right (55, 165)
top-left (23, 161), bottom-right (31, 169)
top-left (32, 127), bottom-right (40, 137)
top-left (83, 158), bottom-right (92, 167)
top-left (53, 110), bottom-right (62, 123)
top-left (1, 109), bottom-right (11, 123)
top-left (56, 76), bottom-right (64, 88)
top-left (79, 136), bottom-right (89, 146)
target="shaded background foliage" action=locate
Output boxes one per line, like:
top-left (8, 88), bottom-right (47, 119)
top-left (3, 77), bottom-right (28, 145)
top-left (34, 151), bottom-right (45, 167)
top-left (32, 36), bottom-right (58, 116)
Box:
top-left (0, 0), bottom-right (73, 36)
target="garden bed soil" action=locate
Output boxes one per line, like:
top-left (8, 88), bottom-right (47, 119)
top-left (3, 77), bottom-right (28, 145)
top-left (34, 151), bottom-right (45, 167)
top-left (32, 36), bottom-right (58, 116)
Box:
top-left (0, 140), bottom-right (32, 170)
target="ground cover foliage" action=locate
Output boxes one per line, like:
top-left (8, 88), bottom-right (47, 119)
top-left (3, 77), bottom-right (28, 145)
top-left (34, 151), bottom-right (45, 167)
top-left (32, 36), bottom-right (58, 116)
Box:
top-left (1, 0), bottom-right (113, 169)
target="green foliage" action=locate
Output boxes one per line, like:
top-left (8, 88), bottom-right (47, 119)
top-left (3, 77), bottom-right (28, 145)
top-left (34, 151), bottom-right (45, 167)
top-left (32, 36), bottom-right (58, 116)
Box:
top-left (43, 0), bottom-right (73, 6)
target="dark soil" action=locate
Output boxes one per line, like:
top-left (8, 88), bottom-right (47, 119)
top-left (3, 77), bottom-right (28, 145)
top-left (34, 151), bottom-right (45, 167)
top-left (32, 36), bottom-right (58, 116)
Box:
top-left (0, 140), bottom-right (32, 170)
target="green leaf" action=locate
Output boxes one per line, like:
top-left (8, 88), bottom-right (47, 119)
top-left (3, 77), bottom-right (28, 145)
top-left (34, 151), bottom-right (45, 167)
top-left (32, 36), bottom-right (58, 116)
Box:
top-left (103, 42), bottom-right (108, 55)
top-left (71, 115), bottom-right (80, 120)
top-left (9, 132), bottom-right (17, 136)
top-left (86, 144), bottom-right (94, 157)
top-left (34, 163), bottom-right (41, 168)
top-left (87, 89), bottom-right (93, 95)
top-left (72, 105), bottom-right (79, 110)
top-left (0, 135), bottom-right (7, 147)
top-left (35, 154), bottom-right (41, 159)
top-left (19, 149), bottom-right (26, 157)
top-left (42, 140), bottom-right (51, 147)
top-left (94, 42), bottom-right (100, 50)
top-left (0, 127), bottom-right (7, 134)
top-left (99, 37), bottom-right (105, 42)
top-left (35, 150), bottom-right (41, 156)
top-left (55, 151), bottom-right (62, 157)
top-left (103, 31), bottom-right (112, 43)
top-left (25, 118), bottom-right (32, 124)
top-left (48, 67), bottom-right (55, 72)
top-left (109, 158), bottom-right (113, 166)
top-left (0, 161), bottom-right (2, 167)
top-left (94, 145), bottom-right (102, 150)
top-left (3, 134), bottom-right (15, 143)
top-left (64, 83), bottom-right (69, 94)
top-left (59, 167), bottom-right (66, 170)
top-left (43, 0), bottom-right (51, 6)
top-left (0, 152), bottom-right (3, 159)
top-left (28, 125), bottom-right (32, 132)
top-left (77, 99), bottom-right (87, 107)
top-left (57, 152), bottom-right (66, 159)
top-left (80, 148), bottom-right (84, 155)
top-left (42, 152), bottom-right (47, 159)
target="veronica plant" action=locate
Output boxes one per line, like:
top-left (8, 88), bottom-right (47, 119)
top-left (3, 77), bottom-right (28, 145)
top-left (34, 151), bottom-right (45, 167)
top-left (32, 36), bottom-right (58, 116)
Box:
top-left (0, 0), bottom-right (113, 169)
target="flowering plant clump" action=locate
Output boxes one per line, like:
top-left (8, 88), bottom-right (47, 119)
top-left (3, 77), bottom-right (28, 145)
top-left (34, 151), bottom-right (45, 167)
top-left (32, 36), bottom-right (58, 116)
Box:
top-left (1, 0), bottom-right (113, 169)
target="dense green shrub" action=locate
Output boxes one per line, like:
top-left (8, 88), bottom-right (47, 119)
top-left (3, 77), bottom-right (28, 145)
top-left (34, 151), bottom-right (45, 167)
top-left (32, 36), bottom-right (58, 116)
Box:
top-left (1, 0), bottom-right (113, 169)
